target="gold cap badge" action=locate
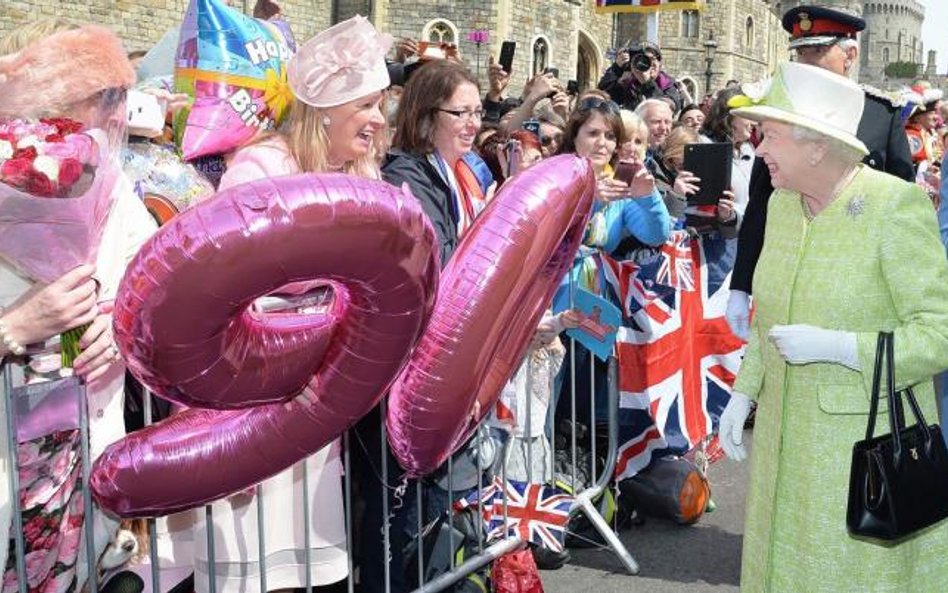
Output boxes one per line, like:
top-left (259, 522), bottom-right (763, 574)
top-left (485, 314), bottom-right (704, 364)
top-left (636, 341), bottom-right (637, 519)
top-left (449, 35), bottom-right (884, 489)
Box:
top-left (799, 13), bottom-right (812, 32)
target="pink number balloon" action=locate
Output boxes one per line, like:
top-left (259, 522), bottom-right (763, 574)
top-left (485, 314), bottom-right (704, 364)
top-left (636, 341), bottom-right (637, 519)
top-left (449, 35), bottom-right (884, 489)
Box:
top-left (91, 174), bottom-right (439, 517)
top-left (386, 155), bottom-right (595, 477)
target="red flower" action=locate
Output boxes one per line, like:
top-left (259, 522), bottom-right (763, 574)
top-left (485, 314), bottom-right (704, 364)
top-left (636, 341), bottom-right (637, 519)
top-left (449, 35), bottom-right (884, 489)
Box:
top-left (1, 156), bottom-right (33, 186)
top-left (44, 133), bottom-right (64, 143)
top-left (58, 158), bottom-right (83, 188)
top-left (25, 170), bottom-right (55, 197)
top-left (40, 117), bottom-right (83, 136)
top-left (12, 145), bottom-right (37, 160)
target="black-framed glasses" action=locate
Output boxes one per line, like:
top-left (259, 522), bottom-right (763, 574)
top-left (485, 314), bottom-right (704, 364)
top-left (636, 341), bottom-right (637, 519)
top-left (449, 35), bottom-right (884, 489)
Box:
top-left (437, 107), bottom-right (486, 121)
top-left (576, 97), bottom-right (620, 114)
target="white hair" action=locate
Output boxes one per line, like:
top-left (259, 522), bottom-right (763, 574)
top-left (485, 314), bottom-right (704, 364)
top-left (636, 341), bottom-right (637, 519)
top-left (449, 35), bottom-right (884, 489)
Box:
top-left (791, 124), bottom-right (863, 166)
top-left (635, 98), bottom-right (672, 119)
top-left (837, 38), bottom-right (859, 77)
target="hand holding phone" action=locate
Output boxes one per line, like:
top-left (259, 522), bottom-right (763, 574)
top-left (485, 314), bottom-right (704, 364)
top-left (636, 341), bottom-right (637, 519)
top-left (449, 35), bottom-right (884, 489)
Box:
top-left (498, 41), bottom-right (516, 73)
top-left (614, 160), bottom-right (655, 197)
top-left (543, 67), bottom-right (559, 79)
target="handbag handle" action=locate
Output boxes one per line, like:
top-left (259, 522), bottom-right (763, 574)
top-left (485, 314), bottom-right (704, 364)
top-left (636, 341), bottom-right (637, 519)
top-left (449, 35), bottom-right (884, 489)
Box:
top-left (869, 332), bottom-right (935, 467)
top-left (865, 332), bottom-right (887, 440)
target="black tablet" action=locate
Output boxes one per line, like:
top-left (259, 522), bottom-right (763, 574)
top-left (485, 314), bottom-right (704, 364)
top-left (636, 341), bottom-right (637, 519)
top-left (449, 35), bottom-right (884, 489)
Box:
top-left (682, 142), bottom-right (732, 205)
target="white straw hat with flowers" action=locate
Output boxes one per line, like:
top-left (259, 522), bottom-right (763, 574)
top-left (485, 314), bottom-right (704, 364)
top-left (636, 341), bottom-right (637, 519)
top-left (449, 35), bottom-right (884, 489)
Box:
top-left (728, 61), bottom-right (868, 156)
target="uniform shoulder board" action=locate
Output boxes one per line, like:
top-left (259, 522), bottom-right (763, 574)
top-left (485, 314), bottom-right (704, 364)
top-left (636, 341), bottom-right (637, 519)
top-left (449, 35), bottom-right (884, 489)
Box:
top-left (860, 84), bottom-right (903, 107)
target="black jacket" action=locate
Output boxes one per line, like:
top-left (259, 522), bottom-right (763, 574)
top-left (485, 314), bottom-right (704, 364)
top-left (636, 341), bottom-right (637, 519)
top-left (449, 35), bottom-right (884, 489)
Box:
top-left (382, 150), bottom-right (458, 266)
top-left (597, 64), bottom-right (683, 112)
top-left (730, 91), bottom-right (915, 294)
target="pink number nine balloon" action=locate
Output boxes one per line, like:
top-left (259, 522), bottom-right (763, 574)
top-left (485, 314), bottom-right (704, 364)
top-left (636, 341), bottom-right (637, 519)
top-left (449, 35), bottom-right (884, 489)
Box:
top-left (91, 174), bottom-right (439, 517)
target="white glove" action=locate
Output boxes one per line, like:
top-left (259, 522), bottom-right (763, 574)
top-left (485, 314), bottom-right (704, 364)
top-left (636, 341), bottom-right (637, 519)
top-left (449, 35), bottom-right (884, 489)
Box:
top-left (768, 324), bottom-right (861, 371)
top-left (726, 290), bottom-right (751, 340)
top-left (719, 392), bottom-right (752, 462)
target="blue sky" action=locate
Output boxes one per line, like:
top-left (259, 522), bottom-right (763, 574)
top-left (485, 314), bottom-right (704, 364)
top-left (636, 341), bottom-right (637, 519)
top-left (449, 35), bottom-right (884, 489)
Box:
top-left (919, 0), bottom-right (947, 74)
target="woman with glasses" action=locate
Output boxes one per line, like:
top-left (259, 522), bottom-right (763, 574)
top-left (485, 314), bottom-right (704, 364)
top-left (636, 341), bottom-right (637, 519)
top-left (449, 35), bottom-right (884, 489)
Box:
top-left (383, 59), bottom-right (495, 264)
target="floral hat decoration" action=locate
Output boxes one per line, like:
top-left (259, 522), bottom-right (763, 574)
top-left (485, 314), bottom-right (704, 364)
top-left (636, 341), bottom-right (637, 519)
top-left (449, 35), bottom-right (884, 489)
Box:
top-left (727, 61), bottom-right (868, 157)
top-left (287, 15), bottom-right (393, 109)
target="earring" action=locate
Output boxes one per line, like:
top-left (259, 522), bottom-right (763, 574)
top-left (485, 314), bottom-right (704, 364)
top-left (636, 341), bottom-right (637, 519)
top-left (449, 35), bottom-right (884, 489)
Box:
top-left (322, 116), bottom-right (331, 127)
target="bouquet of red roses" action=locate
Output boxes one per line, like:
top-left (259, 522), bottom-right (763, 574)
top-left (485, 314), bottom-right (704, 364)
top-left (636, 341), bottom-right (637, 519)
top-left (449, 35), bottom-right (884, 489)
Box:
top-left (0, 118), bottom-right (120, 366)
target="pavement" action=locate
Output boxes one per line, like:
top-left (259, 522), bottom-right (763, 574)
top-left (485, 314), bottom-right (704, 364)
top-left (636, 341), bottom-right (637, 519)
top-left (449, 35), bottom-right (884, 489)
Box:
top-left (541, 430), bottom-right (751, 593)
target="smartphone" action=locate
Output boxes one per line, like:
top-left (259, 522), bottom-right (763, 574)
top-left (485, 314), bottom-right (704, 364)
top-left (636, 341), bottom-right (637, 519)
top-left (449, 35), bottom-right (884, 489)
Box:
top-left (544, 67), bottom-right (559, 78)
top-left (682, 142), bottom-right (733, 205)
top-left (522, 119), bottom-right (541, 139)
top-left (566, 79), bottom-right (579, 95)
top-left (613, 160), bottom-right (642, 186)
top-left (417, 41), bottom-right (447, 61)
top-left (498, 41), bottom-right (516, 73)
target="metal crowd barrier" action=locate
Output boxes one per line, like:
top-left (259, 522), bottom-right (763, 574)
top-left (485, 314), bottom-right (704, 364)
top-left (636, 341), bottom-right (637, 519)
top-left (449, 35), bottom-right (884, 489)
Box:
top-left (1, 330), bottom-right (639, 593)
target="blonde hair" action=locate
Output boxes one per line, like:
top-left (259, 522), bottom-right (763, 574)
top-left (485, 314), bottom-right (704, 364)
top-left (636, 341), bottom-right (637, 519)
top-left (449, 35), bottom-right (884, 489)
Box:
top-left (0, 17), bottom-right (79, 55)
top-left (619, 109), bottom-right (648, 154)
top-left (278, 99), bottom-right (382, 179)
top-left (662, 125), bottom-right (699, 169)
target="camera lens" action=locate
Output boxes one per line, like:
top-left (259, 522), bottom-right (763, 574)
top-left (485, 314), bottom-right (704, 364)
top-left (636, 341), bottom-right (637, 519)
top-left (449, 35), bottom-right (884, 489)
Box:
top-left (632, 53), bottom-right (652, 72)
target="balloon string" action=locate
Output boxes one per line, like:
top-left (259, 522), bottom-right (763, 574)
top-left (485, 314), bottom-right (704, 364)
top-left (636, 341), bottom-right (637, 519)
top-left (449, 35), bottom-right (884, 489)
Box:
top-left (352, 425), bottom-right (407, 491)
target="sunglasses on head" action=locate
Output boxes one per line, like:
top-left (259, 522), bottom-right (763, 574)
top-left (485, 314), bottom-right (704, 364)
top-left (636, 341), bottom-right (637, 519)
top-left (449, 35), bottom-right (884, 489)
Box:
top-left (576, 97), bottom-right (620, 114)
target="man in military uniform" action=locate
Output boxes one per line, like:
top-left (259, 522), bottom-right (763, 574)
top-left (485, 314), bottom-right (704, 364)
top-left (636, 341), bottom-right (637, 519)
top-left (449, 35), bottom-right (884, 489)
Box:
top-left (726, 4), bottom-right (915, 338)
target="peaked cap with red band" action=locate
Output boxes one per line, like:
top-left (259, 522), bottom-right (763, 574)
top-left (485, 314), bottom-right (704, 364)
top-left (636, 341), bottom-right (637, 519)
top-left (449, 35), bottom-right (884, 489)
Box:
top-left (781, 5), bottom-right (865, 50)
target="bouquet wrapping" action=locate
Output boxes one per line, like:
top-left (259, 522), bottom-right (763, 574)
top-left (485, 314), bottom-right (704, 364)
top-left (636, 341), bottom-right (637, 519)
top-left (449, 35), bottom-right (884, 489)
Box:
top-left (0, 119), bottom-right (120, 365)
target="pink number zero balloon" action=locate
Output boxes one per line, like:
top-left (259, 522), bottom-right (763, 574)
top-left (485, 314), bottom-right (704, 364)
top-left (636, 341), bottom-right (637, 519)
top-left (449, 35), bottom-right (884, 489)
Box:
top-left (386, 155), bottom-right (595, 477)
top-left (91, 174), bottom-right (438, 517)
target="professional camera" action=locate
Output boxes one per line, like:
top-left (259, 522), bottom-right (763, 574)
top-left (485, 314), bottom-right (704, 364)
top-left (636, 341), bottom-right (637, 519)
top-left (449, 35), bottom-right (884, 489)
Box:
top-left (630, 51), bottom-right (653, 72)
top-left (621, 41), bottom-right (661, 72)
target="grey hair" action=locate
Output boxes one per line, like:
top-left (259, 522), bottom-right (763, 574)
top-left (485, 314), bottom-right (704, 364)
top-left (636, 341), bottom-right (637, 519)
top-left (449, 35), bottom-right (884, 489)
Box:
top-left (635, 98), bottom-right (672, 119)
top-left (837, 38), bottom-right (859, 77)
top-left (791, 124), bottom-right (863, 166)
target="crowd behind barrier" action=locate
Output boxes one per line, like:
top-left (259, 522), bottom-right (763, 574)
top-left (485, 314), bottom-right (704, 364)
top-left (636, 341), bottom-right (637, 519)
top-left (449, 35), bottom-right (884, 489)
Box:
top-left (2, 2), bottom-right (948, 593)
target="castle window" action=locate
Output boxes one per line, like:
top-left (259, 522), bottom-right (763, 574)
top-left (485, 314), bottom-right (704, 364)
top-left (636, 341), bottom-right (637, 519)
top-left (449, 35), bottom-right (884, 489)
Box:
top-left (883, 47), bottom-right (889, 63)
top-left (681, 10), bottom-right (700, 39)
top-left (422, 19), bottom-right (457, 45)
top-left (532, 37), bottom-right (550, 76)
top-left (745, 16), bottom-right (754, 48)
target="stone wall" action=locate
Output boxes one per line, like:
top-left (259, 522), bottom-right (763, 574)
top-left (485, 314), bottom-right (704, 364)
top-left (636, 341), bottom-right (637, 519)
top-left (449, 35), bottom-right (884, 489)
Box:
top-left (861, 0), bottom-right (925, 85)
top-left (0, 0), bottom-right (332, 55)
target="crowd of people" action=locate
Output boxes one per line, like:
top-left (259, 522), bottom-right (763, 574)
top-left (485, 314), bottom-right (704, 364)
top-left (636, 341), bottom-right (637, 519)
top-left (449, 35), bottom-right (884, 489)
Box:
top-left (0, 2), bottom-right (948, 593)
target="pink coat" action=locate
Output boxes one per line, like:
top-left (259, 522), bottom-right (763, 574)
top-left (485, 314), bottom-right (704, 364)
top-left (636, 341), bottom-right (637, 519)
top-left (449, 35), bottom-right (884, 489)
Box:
top-left (219, 137), bottom-right (300, 191)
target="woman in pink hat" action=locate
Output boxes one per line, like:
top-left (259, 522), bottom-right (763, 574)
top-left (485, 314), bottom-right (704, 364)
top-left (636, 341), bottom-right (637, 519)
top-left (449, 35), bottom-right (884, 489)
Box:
top-left (193, 15), bottom-right (391, 593)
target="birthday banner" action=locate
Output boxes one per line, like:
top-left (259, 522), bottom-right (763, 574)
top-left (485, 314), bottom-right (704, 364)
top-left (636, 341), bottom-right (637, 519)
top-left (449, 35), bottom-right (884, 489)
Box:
top-left (594, 0), bottom-right (704, 14)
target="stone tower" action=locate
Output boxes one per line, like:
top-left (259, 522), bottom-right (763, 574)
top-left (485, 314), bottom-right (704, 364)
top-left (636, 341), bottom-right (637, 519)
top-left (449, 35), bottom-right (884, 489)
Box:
top-left (861, 1), bottom-right (925, 85)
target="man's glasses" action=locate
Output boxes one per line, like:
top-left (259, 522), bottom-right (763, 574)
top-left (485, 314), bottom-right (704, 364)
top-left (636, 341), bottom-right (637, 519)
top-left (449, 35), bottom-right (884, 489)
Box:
top-left (437, 107), bottom-right (486, 122)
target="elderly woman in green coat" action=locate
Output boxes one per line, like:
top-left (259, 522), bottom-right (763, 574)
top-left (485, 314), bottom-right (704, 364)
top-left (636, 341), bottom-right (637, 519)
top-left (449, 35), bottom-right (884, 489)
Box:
top-left (718, 62), bottom-right (948, 593)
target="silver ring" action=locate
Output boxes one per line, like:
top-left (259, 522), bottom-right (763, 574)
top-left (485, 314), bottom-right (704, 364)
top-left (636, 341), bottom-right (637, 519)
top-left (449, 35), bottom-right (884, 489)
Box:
top-left (109, 344), bottom-right (120, 358)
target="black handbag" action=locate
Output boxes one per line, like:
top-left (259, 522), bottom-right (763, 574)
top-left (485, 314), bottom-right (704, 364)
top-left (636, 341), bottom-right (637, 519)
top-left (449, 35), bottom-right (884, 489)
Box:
top-left (846, 332), bottom-right (948, 540)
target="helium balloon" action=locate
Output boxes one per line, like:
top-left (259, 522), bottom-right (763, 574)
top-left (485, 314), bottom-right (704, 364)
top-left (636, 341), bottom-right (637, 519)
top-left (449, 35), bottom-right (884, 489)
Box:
top-left (174, 0), bottom-right (295, 160)
top-left (386, 155), bottom-right (596, 477)
top-left (91, 174), bottom-right (439, 517)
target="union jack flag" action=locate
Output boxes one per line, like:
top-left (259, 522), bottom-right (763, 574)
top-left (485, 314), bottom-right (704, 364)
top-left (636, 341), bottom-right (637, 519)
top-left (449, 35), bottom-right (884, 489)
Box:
top-left (656, 232), bottom-right (695, 291)
top-left (454, 478), bottom-right (574, 552)
top-left (597, 231), bottom-right (744, 480)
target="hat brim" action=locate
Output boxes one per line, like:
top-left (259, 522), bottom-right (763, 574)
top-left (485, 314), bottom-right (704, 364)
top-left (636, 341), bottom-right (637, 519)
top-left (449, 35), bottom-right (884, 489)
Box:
top-left (731, 105), bottom-right (869, 156)
top-left (788, 35), bottom-right (842, 50)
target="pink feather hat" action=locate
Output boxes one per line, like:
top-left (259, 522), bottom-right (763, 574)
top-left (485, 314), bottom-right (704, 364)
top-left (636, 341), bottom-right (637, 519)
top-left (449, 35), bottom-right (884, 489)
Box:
top-left (0, 25), bottom-right (136, 119)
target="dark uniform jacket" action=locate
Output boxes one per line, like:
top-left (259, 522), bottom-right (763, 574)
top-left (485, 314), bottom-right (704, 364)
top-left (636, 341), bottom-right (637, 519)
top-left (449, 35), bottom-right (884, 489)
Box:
top-left (730, 89), bottom-right (914, 293)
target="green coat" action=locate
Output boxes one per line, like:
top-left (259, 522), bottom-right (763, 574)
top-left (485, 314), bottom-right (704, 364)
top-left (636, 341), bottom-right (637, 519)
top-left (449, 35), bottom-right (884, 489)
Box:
top-left (733, 165), bottom-right (948, 593)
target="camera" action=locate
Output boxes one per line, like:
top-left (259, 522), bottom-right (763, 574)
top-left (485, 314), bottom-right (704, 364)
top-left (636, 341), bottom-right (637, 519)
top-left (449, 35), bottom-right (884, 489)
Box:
top-left (630, 51), bottom-right (653, 72)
